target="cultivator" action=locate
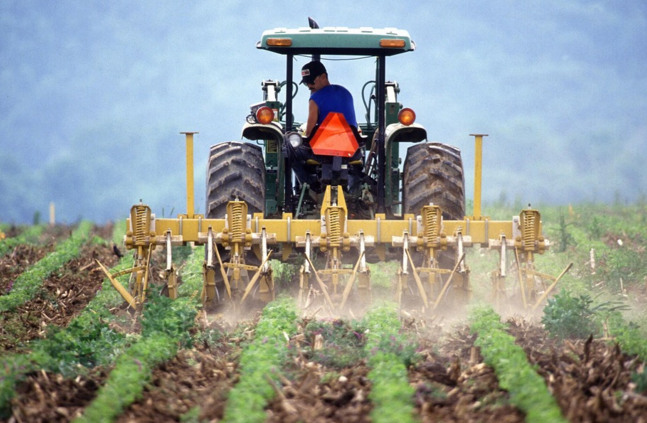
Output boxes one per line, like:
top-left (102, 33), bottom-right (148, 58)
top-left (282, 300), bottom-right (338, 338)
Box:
top-left (99, 133), bottom-right (568, 314)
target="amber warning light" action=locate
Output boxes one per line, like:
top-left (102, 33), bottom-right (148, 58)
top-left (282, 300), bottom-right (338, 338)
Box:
top-left (398, 108), bottom-right (416, 125)
top-left (256, 106), bottom-right (275, 124)
top-left (380, 39), bottom-right (406, 48)
top-left (266, 38), bottom-right (293, 47)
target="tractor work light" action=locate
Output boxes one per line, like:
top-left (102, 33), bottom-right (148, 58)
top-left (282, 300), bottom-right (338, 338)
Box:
top-left (380, 39), bottom-right (406, 48)
top-left (266, 38), bottom-right (292, 47)
top-left (286, 132), bottom-right (303, 148)
top-left (398, 108), bottom-right (416, 125)
top-left (256, 106), bottom-right (275, 124)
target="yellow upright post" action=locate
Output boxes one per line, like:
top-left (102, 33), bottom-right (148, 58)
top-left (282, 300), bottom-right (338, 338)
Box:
top-left (469, 134), bottom-right (488, 220)
top-left (181, 132), bottom-right (198, 218)
top-left (49, 202), bottom-right (56, 226)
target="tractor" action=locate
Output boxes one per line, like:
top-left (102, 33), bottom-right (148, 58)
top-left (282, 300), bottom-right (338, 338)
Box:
top-left (100, 20), bottom-right (570, 315)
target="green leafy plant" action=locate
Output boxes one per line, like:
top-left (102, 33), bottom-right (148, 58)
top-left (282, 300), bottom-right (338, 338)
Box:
top-left (73, 333), bottom-right (179, 423)
top-left (367, 261), bottom-right (399, 293)
top-left (0, 224), bottom-right (45, 257)
top-left (362, 302), bottom-right (417, 423)
top-left (556, 211), bottom-right (574, 252)
top-left (140, 291), bottom-right (197, 348)
top-left (470, 306), bottom-right (567, 423)
top-left (31, 319), bottom-right (129, 377)
top-left (631, 367), bottom-right (647, 394)
top-left (269, 259), bottom-right (299, 287)
top-left (180, 406), bottom-right (202, 423)
top-left (608, 319), bottom-right (647, 361)
top-left (542, 291), bottom-right (600, 339)
top-left (222, 297), bottom-right (298, 423)
top-left (74, 247), bottom-right (205, 423)
top-left (0, 253), bottom-right (136, 415)
top-left (542, 291), bottom-right (628, 339)
top-left (302, 318), bottom-right (366, 368)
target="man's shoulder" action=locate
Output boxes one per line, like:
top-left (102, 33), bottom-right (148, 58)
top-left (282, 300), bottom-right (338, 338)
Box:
top-left (311, 84), bottom-right (353, 104)
top-left (330, 84), bottom-right (351, 95)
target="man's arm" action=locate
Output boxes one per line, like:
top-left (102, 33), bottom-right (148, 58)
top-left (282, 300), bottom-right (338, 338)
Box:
top-left (305, 99), bottom-right (318, 137)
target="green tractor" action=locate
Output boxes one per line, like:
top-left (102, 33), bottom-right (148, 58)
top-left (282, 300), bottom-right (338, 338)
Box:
top-left (207, 20), bottom-right (464, 224)
top-left (203, 19), bottom-right (467, 309)
top-left (103, 20), bottom-right (560, 315)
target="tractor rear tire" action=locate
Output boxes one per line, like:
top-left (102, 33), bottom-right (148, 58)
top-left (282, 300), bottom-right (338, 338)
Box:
top-left (402, 142), bottom-right (465, 219)
top-left (402, 142), bottom-right (467, 311)
top-left (205, 141), bottom-right (266, 309)
top-left (206, 141), bottom-right (265, 218)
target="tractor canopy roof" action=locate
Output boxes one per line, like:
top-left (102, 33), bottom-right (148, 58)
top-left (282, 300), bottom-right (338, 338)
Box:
top-left (257, 26), bottom-right (415, 56)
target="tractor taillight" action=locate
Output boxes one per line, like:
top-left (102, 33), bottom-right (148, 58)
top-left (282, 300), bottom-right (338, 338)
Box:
top-left (256, 106), bottom-right (274, 124)
top-left (398, 108), bottom-right (416, 126)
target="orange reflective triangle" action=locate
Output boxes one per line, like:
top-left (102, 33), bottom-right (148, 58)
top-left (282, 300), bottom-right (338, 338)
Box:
top-left (310, 112), bottom-right (359, 157)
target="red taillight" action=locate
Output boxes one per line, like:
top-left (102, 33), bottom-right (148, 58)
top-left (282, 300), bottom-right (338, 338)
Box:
top-left (256, 106), bottom-right (274, 124)
top-left (398, 108), bottom-right (416, 126)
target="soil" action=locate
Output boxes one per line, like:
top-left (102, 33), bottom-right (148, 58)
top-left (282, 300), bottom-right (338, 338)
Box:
top-left (0, 225), bottom-right (120, 353)
top-left (508, 318), bottom-right (647, 422)
top-left (115, 342), bottom-right (239, 423)
top-left (2, 227), bottom-right (647, 422)
top-left (8, 368), bottom-right (109, 423)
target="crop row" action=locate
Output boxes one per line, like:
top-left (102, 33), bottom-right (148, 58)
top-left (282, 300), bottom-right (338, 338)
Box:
top-left (1, 240), bottom-right (206, 422)
top-left (217, 298), bottom-right (421, 423)
top-left (0, 221), bottom-right (92, 312)
top-left (0, 224), bottom-right (45, 258)
top-left (362, 304), bottom-right (417, 423)
top-left (469, 306), bottom-right (568, 423)
top-left (2, 272), bottom-right (565, 422)
top-left (222, 297), bottom-right (298, 423)
top-left (0, 227), bottom-right (131, 418)
top-left (3, 224), bottom-right (645, 421)
top-left (73, 247), bottom-right (203, 423)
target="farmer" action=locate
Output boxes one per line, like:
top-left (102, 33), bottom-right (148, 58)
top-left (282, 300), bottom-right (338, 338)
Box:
top-left (290, 61), bottom-right (361, 192)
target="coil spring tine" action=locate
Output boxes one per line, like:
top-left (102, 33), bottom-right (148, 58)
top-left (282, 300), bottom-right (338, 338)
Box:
top-left (231, 202), bottom-right (244, 241)
top-left (423, 206), bottom-right (440, 240)
top-left (522, 212), bottom-right (536, 249)
top-left (133, 205), bottom-right (148, 245)
top-left (328, 208), bottom-right (341, 247)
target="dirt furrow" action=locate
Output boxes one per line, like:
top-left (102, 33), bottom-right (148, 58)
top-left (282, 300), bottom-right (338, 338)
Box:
top-left (0, 242), bottom-right (119, 352)
top-left (508, 319), bottom-right (647, 422)
top-left (410, 324), bottom-right (525, 423)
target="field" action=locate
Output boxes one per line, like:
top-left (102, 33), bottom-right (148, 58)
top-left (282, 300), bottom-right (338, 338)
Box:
top-left (1, 202), bottom-right (647, 422)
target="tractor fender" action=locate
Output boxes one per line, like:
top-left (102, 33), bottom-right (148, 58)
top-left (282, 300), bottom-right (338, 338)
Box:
top-left (384, 122), bottom-right (427, 145)
top-left (242, 122), bottom-right (284, 142)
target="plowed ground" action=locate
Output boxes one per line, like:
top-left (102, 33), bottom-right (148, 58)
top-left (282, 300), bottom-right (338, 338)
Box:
top-left (2, 228), bottom-right (647, 422)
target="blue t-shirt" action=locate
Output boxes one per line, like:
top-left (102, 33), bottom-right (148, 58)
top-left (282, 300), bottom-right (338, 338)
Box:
top-left (310, 84), bottom-right (357, 128)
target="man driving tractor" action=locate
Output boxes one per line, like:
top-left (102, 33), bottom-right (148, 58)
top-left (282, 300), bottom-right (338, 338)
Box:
top-left (301, 61), bottom-right (357, 136)
top-left (290, 60), bottom-right (362, 193)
